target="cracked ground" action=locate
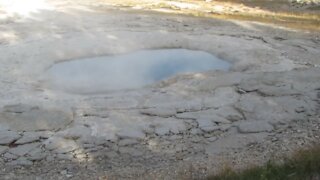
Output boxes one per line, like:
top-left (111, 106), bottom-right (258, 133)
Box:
top-left (0, 0), bottom-right (319, 179)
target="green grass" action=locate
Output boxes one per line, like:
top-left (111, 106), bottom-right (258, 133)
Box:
top-left (208, 145), bottom-right (320, 180)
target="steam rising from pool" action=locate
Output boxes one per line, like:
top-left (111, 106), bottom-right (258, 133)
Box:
top-left (44, 49), bottom-right (230, 94)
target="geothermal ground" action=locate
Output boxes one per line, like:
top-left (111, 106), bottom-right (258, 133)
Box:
top-left (0, 0), bottom-right (319, 179)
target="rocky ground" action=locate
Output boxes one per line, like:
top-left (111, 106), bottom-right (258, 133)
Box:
top-left (0, 0), bottom-right (320, 179)
top-left (81, 0), bottom-right (320, 31)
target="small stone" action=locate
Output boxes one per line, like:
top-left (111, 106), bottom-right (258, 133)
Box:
top-left (60, 170), bottom-right (68, 175)
top-left (66, 174), bottom-right (73, 178)
top-left (0, 131), bottom-right (21, 145)
top-left (237, 121), bottom-right (274, 133)
top-left (203, 133), bottom-right (213, 138)
top-left (207, 137), bottom-right (218, 142)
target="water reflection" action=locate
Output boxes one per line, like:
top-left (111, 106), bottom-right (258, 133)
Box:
top-left (44, 49), bottom-right (230, 94)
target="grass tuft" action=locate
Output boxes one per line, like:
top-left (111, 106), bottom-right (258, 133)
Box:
top-left (208, 145), bottom-right (320, 180)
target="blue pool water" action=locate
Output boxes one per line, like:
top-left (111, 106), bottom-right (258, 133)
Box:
top-left (45, 49), bottom-right (230, 94)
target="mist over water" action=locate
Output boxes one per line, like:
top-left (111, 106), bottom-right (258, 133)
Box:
top-left (44, 49), bottom-right (230, 94)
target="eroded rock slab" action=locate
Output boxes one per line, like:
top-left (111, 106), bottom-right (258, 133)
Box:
top-left (237, 121), bottom-right (274, 133)
top-left (8, 157), bottom-right (33, 166)
top-left (117, 129), bottom-right (146, 139)
top-left (44, 137), bottom-right (79, 153)
top-left (0, 104), bottom-right (73, 131)
top-left (140, 108), bottom-right (177, 118)
top-left (203, 87), bottom-right (240, 108)
top-left (0, 131), bottom-right (21, 145)
top-left (153, 118), bottom-right (187, 135)
top-left (197, 118), bottom-right (220, 132)
top-left (8, 143), bottom-right (41, 156)
top-left (15, 132), bottom-right (41, 145)
top-left (0, 146), bottom-right (9, 155)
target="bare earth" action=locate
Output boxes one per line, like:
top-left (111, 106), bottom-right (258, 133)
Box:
top-left (0, 0), bottom-right (319, 179)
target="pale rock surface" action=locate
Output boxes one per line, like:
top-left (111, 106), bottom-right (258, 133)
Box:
top-left (140, 108), bottom-right (177, 118)
top-left (153, 118), bottom-right (187, 135)
top-left (3, 104), bottom-right (38, 113)
top-left (27, 148), bottom-right (47, 161)
top-left (0, 131), bottom-right (21, 145)
top-left (203, 87), bottom-right (240, 108)
top-left (0, 146), bottom-right (8, 154)
top-left (3, 153), bottom-right (18, 160)
top-left (56, 125), bottom-right (92, 140)
top-left (56, 153), bottom-right (74, 161)
top-left (0, 0), bottom-right (319, 178)
top-left (197, 118), bottom-right (220, 132)
top-left (117, 130), bottom-right (146, 139)
top-left (0, 105), bottom-right (73, 131)
top-left (118, 139), bottom-right (139, 146)
top-left (8, 157), bottom-right (33, 166)
top-left (8, 142), bottom-right (41, 156)
top-left (44, 137), bottom-right (79, 153)
top-left (214, 106), bottom-right (244, 122)
top-left (176, 109), bottom-right (231, 123)
top-left (143, 94), bottom-right (203, 112)
top-left (15, 132), bottom-right (41, 144)
top-left (237, 121), bottom-right (274, 133)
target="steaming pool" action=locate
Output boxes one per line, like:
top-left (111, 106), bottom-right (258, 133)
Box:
top-left (44, 49), bottom-right (230, 94)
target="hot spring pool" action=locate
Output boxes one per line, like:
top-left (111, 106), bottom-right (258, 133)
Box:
top-left (44, 49), bottom-right (230, 94)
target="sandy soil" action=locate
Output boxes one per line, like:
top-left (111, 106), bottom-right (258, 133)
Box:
top-left (0, 0), bottom-right (319, 179)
